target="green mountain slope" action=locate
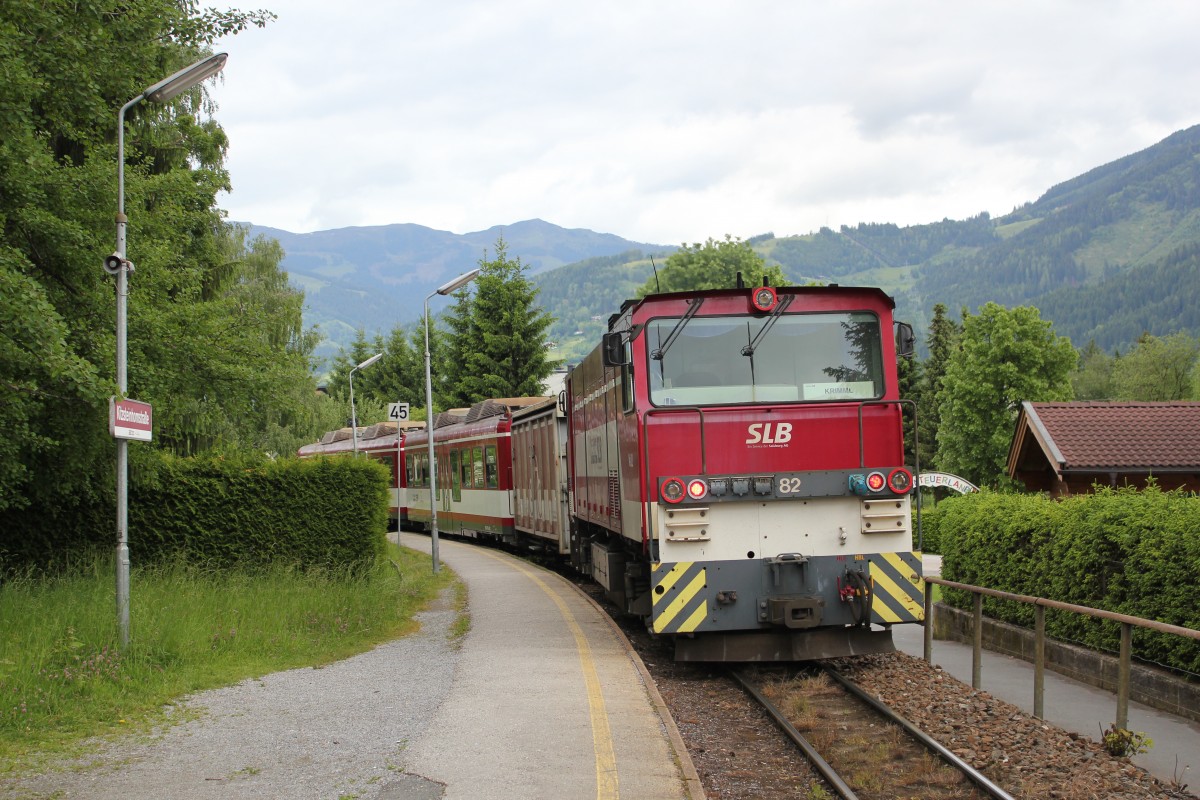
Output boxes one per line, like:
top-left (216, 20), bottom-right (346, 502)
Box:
top-left (248, 219), bottom-right (665, 365)
top-left (261, 123), bottom-right (1200, 366)
top-left (911, 124), bottom-right (1200, 348)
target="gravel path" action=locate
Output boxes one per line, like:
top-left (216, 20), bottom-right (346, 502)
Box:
top-left (3, 590), bottom-right (461, 800)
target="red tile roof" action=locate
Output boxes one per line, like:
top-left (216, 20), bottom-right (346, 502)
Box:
top-left (1022, 402), bottom-right (1200, 471)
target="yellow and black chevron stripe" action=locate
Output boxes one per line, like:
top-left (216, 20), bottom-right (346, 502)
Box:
top-left (868, 551), bottom-right (925, 624)
top-left (651, 562), bottom-right (708, 633)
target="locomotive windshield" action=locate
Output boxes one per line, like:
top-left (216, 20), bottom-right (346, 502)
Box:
top-left (646, 311), bottom-right (884, 406)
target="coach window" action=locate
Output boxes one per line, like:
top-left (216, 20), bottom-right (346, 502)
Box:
top-left (485, 445), bottom-right (498, 488)
top-left (451, 450), bottom-right (461, 490)
top-left (472, 446), bottom-right (484, 488)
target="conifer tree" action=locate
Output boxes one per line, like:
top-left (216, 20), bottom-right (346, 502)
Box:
top-left (447, 237), bottom-right (556, 404)
top-left (916, 304), bottom-right (959, 471)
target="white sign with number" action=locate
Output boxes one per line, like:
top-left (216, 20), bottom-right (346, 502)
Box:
top-left (388, 402), bottom-right (410, 422)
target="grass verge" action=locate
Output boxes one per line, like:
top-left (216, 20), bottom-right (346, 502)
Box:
top-left (0, 541), bottom-right (454, 773)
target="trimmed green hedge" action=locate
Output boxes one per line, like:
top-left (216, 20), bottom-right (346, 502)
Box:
top-left (913, 499), bottom-right (942, 554)
top-left (937, 487), bottom-right (1200, 675)
top-left (127, 453), bottom-right (389, 573)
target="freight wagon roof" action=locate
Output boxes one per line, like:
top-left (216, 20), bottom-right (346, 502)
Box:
top-left (511, 396), bottom-right (560, 423)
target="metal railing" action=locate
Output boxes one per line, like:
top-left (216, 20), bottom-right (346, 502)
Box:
top-left (922, 576), bottom-right (1200, 729)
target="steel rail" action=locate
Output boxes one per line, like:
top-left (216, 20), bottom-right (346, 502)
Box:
top-left (822, 665), bottom-right (1016, 800)
top-left (729, 669), bottom-right (860, 800)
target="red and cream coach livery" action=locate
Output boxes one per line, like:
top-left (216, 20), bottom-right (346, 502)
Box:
top-left (567, 283), bottom-right (923, 661)
top-left (401, 398), bottom-right (549, 541)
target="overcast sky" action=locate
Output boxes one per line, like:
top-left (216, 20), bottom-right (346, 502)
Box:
top-left (209, 1), bottom-right (1200, 245)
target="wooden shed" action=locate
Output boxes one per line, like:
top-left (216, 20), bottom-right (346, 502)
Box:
top-left (1006, 401), bottom-right (1200, 496)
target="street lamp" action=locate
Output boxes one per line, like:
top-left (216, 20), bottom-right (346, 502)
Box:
top-left (112, 53), bottom-right (228, 649)
top-left (424, 267), bottom-right (481, 572)
top-left (349, 352), bottom-right (383, 457)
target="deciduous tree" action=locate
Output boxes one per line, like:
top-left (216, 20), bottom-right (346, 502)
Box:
top-left (636, 235), bottom-right (787, 296)
top-left (1111, 332), bottom-right (1199, 401)
top-left (1072, 339), bottom-right (1116, 400)
top-left (0, 2), bottom-right (303, 561)
top-left (936, 303), bottom-right (1076, 488)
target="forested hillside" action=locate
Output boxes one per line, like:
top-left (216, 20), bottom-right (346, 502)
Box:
top-left (766, 215), bottom-right (997, 278)
top-left (530, 124), bottom-right (1200, 355)
top-left (252, 219), bottom-right (662, 364)
top-left (532, 250), bottom-right (663, 362)
top-left (1034, 243), bottom-right (1200, 349)
top-left (911, 124), bottom-right (1200, 349)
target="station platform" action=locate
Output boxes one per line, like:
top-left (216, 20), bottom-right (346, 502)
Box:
top-left (895, 555), bottom-right (1199, 788)
top-left (395, 532), bottom-right (703, 800)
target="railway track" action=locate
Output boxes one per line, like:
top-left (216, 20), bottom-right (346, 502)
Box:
top-left (550, 545), bottom-right (1191, 799)
top-left (731, 665), bottom-right (1014, 800)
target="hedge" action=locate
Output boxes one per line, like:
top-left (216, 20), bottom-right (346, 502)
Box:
top-left (936, 486), bottom-right (1200, 675)
top-left (913, 499), bottom-right (942, 554)
top-left (127, 453), bottom-right (389, 573)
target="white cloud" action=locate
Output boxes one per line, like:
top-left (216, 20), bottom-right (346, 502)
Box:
top-left (210, 0), bottom-right (1200, 243)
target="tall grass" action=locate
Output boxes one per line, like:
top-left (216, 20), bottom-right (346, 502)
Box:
top-left (0, 542), bottom-right (452, 771)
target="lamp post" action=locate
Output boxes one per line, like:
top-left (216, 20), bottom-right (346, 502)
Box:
top-left (424, 267), bottom-right (481, 572)
top-left (112, 53), bottom-right (228, 649)
top-left (349, 352), bottom-right (383, 457)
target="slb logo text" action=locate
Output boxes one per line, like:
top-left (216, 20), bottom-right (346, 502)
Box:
top-left (746, 422), bottom-right (792, 445)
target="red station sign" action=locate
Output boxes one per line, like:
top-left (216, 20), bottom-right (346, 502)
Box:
top-left (110, 397), bottom-right (153, 442)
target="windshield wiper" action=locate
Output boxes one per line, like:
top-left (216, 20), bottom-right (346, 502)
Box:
top-left (651, 297), bottom-right (704, 361)
top-left (741, 294), bottom-right (794, 356)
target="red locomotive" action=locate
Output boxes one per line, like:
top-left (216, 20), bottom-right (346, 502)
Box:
top-left (568, 284), bottom-right (923, 661)
top-left (301, 283), bottom-right (924, 662)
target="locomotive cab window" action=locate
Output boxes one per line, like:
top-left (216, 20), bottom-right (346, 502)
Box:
top-left (647, 311), bottom-right (884, 407)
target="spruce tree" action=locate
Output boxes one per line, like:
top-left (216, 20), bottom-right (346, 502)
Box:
top-left (450, 237), bottom-right (556, 403)
top-left (916, 304), bottom-right (959, 471)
